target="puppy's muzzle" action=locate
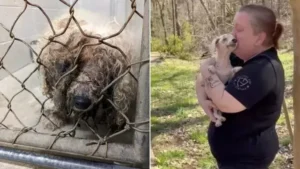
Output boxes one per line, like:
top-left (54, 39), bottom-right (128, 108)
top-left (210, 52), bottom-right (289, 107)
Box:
top-left (73, 96), bottom-right (92, 110)
top-left (229, 38), bottom-right (237, 47)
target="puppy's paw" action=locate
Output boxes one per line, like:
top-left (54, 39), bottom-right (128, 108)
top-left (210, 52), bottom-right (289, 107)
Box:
top-left (216, 111), bottom-right (226, 122)
top-left (220, 116), bottom-right (226, 122)
top-left (208, 65), bottom-right (216, 74)
top-left (232, 66), bottom-right (242, 74)
top-left (214, 110), bottom-right (225, 127)
top-left (213, 110), bottom-right (222, 119)
top-left (215, 120), bottom-right (222, 127)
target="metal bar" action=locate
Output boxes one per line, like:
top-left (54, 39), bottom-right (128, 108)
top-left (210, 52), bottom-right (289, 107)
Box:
top-left (133, 0), bottom-right (150, 168)
top-left (283, 99), bottom-right (294, 144)
top-left (0, 146), bottom-right (138, 169)
top-left (0, 129), bottom-right (137, 165)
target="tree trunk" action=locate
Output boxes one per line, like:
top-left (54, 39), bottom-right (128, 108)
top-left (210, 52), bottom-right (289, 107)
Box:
top-left (185, 0), bottom-right (192, 23)
top-left (154, 0), bottom-right (168, 45)
top-left (166, 0), bottom-right (172, 23)
top-left (174, 0), bottom-right (181, 37)
top-left (199, 0), bottom-right (216, 30)
top-left (290, 0), bottom-right (300, 168)
top-left (271, 0), bottom-right (273, 9)
top-left (232, 0), bottom-right (237, 14)
top-left (191, 0), bottom-right (195, 35)
top-left (222, 0), bottom-right (226, 32)
top-left (239, 0), bottom-right (244, 6)
top-left (171, 0), bottom-right (176, 38)
top-left (277, 0), bottom-right (281, 19)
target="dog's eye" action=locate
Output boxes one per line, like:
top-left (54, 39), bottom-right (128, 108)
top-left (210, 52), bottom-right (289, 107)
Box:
top-left (62, 61), bottom-right (71, 72)
top-left (222, 38), bottom-right (227, 42)
top-left (56, 61), bottom-right (71, 73)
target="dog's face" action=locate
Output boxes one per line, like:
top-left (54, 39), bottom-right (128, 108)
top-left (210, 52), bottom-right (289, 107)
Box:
top-left (211, 34), bottom-right (237, 56)
top-left (41, 31), bottom-right (129, 116)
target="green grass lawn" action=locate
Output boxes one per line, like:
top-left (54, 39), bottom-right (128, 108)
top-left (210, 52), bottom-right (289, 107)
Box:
top-left (151, 52), bottom-right (294, 169)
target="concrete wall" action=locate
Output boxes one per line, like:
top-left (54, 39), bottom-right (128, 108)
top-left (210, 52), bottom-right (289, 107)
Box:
top-left (0, 0), bottom-right (144, 80)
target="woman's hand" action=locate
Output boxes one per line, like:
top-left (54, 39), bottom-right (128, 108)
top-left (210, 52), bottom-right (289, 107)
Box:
top-left (201, 99), bottom-right (217, 122)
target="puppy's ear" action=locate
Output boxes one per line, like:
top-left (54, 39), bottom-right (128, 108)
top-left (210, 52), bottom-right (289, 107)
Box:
top-left (210, 37), bottom-right (219, 54)
top-left (215, 38), bottom-right (220, 46)
top-left (200, 51), bottom-right (210, 60)
top-left (212, 37), bottom-right (220, 48)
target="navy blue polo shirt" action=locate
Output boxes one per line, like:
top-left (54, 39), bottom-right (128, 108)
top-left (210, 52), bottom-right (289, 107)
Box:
top-left (207, 47), bottom-right (285, 166)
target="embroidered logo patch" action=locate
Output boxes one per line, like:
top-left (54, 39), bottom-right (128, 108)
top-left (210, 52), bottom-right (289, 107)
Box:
top-left (233, 75), bottom-right (251, 90)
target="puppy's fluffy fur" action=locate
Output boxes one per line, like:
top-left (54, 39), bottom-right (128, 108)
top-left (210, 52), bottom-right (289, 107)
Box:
top-left (199, 34), bottom-right (242, 127)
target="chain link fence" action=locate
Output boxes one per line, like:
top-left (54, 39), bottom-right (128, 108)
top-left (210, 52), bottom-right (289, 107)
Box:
top-left (0, 0), bottom-right (149, 168)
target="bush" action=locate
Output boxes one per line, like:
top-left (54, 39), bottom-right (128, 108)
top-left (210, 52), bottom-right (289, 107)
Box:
top-left (181, 21), bottom-right (194, 52)
top-left (151, 37), bottom-right (166, 52)
top-left (151, 22), bottom-right (195, 60)
top-left (166, 35), bottom-right (183, 54)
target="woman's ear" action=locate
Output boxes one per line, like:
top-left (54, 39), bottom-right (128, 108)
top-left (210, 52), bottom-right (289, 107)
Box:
top-left (255, 32), bottom-right (266, 46)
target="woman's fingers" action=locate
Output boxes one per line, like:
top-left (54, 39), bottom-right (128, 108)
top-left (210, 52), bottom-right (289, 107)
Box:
top-left (203, 100), bottom-right (217, 122)
top-left (209, 101), bottom-right (217, 109)
top-left (209, 110), bottom-right (217, 122)
top-left (204, 107), bottom-right (217, 122)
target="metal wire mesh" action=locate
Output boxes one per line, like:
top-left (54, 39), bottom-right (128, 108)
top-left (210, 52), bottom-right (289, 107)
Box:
top-left (0, 0), bottom-right (149, 167)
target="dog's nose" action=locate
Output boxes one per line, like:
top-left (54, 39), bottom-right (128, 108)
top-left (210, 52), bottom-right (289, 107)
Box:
top-left (232, 38), bottom-right (237, 43)
top-left (73, 96), bottom-right (92, 110)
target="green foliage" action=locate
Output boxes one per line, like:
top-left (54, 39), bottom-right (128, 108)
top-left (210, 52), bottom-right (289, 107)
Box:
top-left (190, 130), bottom-right (207, 144)
top-left (181, 21), bottom-right (193, 52)
top-left (157, 150), bottom-right (186, 167)
top-left (151, 22), bottom-right (194, 60)
top-left (151, 37), bottom-right (166, 53)
top-left (166, 35), bottom-right (184, 54)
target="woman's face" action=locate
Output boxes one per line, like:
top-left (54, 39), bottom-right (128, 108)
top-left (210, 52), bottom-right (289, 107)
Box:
top-left (232, 12), bottom-right (263, 60)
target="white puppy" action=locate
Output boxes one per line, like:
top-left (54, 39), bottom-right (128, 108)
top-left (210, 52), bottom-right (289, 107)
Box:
top-left (199, 34), bottom-right (242, 127)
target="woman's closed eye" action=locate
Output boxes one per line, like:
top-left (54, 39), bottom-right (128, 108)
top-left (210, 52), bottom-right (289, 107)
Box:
top-left (235, 26), bottom-right (244, 32)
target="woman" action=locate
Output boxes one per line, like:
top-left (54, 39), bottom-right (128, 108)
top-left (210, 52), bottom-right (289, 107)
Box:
top-left (196, 4), bottom-right (285, 169)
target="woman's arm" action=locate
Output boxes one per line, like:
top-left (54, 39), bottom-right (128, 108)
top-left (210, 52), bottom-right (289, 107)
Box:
top-left (195, 73), bottom-right (207, 106)
top-left (200, 66), bottom-right (246, 113)
top-left (195, 73), bottom-right (217, 122)
top-left (200, 55), bottom-right (278, 114)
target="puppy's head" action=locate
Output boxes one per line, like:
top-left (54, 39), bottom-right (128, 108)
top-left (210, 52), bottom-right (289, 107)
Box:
top-left (211, 34), bottom-right (237, 56)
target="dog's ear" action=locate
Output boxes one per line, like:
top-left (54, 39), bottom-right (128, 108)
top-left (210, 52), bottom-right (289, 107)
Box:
top-left (210, 37), bottom-right (219, 54)
top-left (214, 38), bottom-right (220, 48)
top-left (200, 51), bottom-right (210, 60)
top-left (215, 38), bottom-right (219, 45)
top-left (212, 37), bottom-right (220, 48)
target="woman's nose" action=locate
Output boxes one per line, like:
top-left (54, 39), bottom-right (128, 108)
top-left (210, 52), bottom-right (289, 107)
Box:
top-left (231, 29), bottom-right (236, 36)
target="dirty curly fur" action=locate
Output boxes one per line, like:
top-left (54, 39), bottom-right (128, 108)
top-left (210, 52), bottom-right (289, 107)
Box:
top-left (37, 10), bottom-right (137, 132)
